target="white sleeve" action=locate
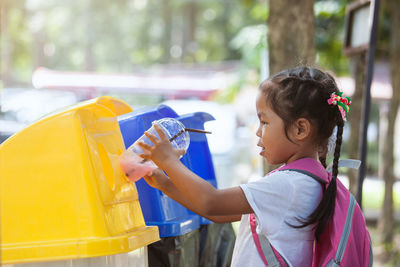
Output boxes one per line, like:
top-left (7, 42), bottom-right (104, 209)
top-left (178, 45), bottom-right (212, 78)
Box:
top-left (239, 171), bottom-right (296, 236)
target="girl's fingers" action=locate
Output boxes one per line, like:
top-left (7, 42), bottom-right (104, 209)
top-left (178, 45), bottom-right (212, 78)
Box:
top-left (138, 153), bottom-right (150, 160)
top-left (177, 149), bottom-right (186, 157)
top-left (153, 124), bottom-right (169, 141)
top-left (144, 131), bottom-right (159, 144)
top-left (137, 141), bottom-right (153, 151)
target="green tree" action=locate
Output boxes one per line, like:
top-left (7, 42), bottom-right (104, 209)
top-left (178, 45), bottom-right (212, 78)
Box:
top-left (378, 0), bottom-right (400, 245)
top-left (1, 0), bottom-right (32, 86)
top-left (264, 0), bottom-right (316, 172)
top-left (268, 0), bottom-right (316, 74)
top-left (315, 0), bottom-right (349, 75)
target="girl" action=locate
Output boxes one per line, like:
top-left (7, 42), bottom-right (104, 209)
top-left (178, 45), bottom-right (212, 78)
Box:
top-left (138, 66), bottom-right (351, 267)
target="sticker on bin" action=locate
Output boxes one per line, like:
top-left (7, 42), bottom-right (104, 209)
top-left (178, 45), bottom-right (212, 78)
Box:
top-left (120, 117), bottom-right (211, 182)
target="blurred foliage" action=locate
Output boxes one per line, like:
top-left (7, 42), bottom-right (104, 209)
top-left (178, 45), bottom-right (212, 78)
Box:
top-left (1, 0), bottom-right (268, 86)
top-left (376, 0), bottom-right (391, 59)
top-left (231, 24), bottom-right (267, 72)
top-left (315, 0), bottom-right (349, 76)
top-left (1, 0), bottom-right (364, 87)
top-left (340, 102), bottom-right (381, 175)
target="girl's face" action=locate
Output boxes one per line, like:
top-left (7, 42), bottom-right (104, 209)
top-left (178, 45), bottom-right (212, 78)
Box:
top-left (255, 92), bottom-right (298, 165)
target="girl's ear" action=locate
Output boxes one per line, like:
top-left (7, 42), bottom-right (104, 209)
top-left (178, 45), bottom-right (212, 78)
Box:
top-left (292, 118), bottom-right (312, 141)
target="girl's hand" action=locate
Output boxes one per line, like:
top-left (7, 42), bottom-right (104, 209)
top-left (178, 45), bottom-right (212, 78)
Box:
top-left (143, 168), bottom-right (170, 190)
top-left (137, 124), bottom-right (185, 168)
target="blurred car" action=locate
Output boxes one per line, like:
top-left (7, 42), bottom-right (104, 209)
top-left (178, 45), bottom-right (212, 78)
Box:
top-left (0, 119), bottom-right (26, 143)
top-left (0, 88), bottom-right (79, 144)
top-left (162, 99), bottom-right (237, 155)
top-left (162, 99), bottom-right (257, 188)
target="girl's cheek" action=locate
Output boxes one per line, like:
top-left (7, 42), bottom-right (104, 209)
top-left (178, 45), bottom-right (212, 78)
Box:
top-left (261, 125), bottom-right (266, 135)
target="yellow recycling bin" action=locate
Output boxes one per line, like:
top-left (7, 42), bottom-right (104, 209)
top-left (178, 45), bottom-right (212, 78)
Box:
top-left (0, 96), bottom-right (160, 266)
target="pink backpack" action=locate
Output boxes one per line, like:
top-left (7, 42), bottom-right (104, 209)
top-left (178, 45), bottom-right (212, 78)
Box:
top-left (250, 158), bottom-right (373, 267)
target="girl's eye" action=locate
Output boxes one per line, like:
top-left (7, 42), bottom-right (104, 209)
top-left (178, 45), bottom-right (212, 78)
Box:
top-left (260, 121), bottom-right (268, 125)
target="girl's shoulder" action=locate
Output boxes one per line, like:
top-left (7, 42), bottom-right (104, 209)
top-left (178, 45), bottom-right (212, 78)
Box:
top-left (266, 168), bottom-right (310, 179)
top-left (250, 170), bottom-right (298, 189)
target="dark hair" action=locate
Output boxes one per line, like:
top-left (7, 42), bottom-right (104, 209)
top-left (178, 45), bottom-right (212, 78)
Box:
top-left (260, 66), bottom-right (344, 241)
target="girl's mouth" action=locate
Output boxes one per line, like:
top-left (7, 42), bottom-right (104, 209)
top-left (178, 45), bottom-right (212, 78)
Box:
top-left (257, 142), bottom-right (265, 156)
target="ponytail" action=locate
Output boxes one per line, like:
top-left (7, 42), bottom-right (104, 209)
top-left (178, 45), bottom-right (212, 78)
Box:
top-left (319, 156), bottom-right (327, 169)
top-left (290, 118), bottom-right (344, 241)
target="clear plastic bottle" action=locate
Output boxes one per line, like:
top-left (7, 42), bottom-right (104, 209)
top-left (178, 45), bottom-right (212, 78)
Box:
top-left (120, 118), bottom-right (190, 182)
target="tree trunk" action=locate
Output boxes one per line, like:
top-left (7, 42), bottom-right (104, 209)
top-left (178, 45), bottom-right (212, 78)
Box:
top-left (33, 32), bottom-right (47, 70)
top-left (183, 2), bottom-right (197, 61)
top-left (161, 0), bottom-right (172, 63)
top-left (85, 0), bottom-right (96, 71)
top-left (140, 0), bottom-right (152, 62)
top-left (268, 0), bottom-right (316, 75)
top-left (1, 0), bottom-right (13, 86)
top-left (265, 0), bottom-right (316, 172)
top-left (347, 53), bottom-right (366, 196)
top-left (222, 0), bottom-right (232, 59)
top-left (378, 0), bottom-right (400, 244)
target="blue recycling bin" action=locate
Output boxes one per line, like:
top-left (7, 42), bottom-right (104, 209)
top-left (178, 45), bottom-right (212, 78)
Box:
top-left (118, 105), bottom-right (200, 237)
top-left (118, 104), bottom-right (234, 267)
top-left (118, 104), bottom-right (219, 223)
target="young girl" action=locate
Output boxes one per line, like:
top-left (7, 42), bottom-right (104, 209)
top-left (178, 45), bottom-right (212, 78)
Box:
top-left (138, 66), bottom-right (350, 267)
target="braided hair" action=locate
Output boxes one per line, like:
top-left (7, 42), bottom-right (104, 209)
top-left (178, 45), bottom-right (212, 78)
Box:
top-left (260, 66), bottom-right (344, 241)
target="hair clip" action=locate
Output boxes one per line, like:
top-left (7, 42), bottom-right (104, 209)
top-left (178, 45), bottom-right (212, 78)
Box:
top-left (327, 92), bottom-right (351, 121)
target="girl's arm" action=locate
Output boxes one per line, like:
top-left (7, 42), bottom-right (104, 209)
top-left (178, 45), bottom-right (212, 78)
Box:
top-left (138, 124), bottom-right (253, 218)
top-left (144, 169), bottom-right (242, 223)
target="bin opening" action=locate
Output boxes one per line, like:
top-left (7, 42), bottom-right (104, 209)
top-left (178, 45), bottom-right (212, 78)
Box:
top-left (139, 127), bottom-right (212, 163)
top-left (120, 117), bottom-right (212, 182)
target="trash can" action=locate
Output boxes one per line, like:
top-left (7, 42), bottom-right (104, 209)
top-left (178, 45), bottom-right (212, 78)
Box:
top-left (118, 104), bottom-right (235, 267)
top-left (0, 96), bottom-right (160, 266)
top-left (118, 105), bottom-right (201, 267)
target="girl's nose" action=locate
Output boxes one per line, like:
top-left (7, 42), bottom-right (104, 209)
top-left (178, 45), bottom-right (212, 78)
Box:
top-left (256, 126), bottom-right (262, 137)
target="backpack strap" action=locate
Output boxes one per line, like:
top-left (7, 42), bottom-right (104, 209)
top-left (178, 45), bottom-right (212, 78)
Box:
top-left (249, 214), bottom-right (288, 267)
top-left (281, 169), bottom-right (327, 185)
top-left (326, 194), bottom-right (356, 267)
top-left (277, 158), bottom-right (330, 184)
top-left (369, 236), bottom-right (373, 267)
top-left (326, 159), bottom-right (361, 173)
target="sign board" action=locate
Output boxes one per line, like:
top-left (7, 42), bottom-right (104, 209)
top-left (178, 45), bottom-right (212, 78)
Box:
top-left (344, 0), bottom-right (372, 55)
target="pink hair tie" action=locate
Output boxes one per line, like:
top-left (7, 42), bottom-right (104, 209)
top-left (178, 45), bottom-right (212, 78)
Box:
top-left (327, 92), bottom-right (351, 121)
